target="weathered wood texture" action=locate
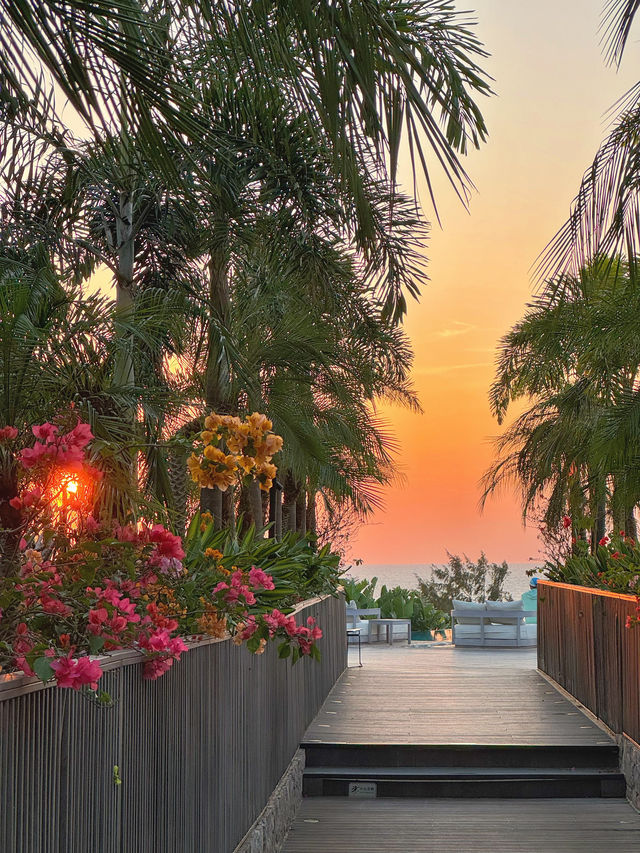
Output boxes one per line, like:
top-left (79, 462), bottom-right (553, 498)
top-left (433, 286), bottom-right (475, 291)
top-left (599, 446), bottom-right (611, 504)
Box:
top-left (305, 645), bottom-right (611, 746)
top-left (282, 798), bottom-right (640, 852)
top-left (538, 581), bottom-right (640, 745)
top-left (0, 595), bottom-right (346, 853)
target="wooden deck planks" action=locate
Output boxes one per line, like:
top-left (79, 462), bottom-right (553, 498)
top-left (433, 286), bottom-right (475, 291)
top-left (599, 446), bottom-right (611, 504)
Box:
top-left (305, 645), bottom-right (612, 745)
top-left (282, 799), bottom-right (640, 852)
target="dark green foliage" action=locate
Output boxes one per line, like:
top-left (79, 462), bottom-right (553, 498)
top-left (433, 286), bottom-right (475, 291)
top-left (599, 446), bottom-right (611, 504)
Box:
top-left (544, 531), bottom-right (640, 597)
top-left (340, 575), bottom-right (378, 608)
top-left (341, 575), bottom-right (448, 634)
top-left (417, 552), bottom-right (512, 617)
top-left (184, 513), bottom-right (342, 603)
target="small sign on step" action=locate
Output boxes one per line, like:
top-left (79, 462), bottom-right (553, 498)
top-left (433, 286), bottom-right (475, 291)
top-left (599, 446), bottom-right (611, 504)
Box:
top-left (348, 781), bottom-right (377, 798)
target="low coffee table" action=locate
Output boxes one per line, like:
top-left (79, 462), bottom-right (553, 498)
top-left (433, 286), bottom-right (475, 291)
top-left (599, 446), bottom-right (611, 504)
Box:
top-left (368, 618), bottom-right (412, 645)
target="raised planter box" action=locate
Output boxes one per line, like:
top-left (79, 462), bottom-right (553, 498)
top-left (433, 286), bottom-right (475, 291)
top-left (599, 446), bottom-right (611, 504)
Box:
top-left (0, 594), bottom-right (346, 853)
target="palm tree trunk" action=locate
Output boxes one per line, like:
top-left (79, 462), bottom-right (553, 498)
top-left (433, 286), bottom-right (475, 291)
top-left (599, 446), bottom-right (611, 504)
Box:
top-left (204, 241), bottom-right (231, 411)
top-left (296, 490), bottom-right (306, 535)
top-left (0, 458), bottom-right (21, 576)
top-left (201, 239), bottom-right (232, 525)
top-left (113, 191), bottom-right (135, 391)
top-left (626, 506), bottom-right (637, 541)
top-left (248, 479), bottom-right (264, 530)
top-left (305, 489), bottom-right (317, 536)
top-left (592, 494), bottom-right (607, 553)
top-left (283, 472), bottom-right (299, 533)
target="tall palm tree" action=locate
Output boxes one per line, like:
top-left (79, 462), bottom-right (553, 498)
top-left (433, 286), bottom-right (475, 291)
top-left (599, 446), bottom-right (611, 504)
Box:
top-left (539, 0), bottom-right (640, 280)
top-left (1, 1), bottom-right (491, 212)
top-left (484, 258), bottom-right (640, 546)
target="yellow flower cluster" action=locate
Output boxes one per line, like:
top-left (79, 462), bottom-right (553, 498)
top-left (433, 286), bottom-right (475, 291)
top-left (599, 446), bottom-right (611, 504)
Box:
top-left (197, 598), bottom-right (228, 638)
top-left (188, 411), bottom-right (283, 492)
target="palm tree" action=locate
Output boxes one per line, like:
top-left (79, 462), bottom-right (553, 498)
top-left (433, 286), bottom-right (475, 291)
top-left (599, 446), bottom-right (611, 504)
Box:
top-left (1, 1), bottom-right (491, 216)
top-left (539, 0), bottom-right (640, 280)
top-left (484, 258), bottom-right (640, 547)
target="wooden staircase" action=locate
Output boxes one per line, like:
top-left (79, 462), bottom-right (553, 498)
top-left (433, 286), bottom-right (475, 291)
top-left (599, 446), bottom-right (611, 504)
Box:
top-left (302, 742), bottom-right (626, 799)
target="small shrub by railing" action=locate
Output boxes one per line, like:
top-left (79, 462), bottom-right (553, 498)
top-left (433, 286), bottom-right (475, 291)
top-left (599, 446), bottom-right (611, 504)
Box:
top-left (0, 594), bottom-right (346, 853)
top-left (538, 580), bottom-right (640, 745)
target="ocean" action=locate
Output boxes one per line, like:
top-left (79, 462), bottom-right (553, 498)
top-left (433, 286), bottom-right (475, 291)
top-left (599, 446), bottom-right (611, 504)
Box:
top-left (341, 562), bottom-right (542, 601)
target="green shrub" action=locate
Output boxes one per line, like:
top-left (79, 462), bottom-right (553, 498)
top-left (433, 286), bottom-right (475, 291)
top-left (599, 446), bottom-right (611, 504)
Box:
top-left (417, 552), bottom-right (512, 620)
top-left (340, 575), bottom-right (378, 608)
top-left (184, 516), bottom-right (342, 604)
top-left (544, 532), bottom-right (640, 597)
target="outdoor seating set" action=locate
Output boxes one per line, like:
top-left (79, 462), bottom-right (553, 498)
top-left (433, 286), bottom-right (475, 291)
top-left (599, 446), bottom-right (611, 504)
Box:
top-left (451, 599), bottom-right (537, 647)
top-left (346, 597), bottom-right (536, 654)
top-left (345, 603), bottom-right (412, 645)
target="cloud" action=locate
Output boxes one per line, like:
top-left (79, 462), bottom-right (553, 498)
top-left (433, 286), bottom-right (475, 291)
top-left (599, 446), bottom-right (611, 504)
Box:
top-left (435, 321), bottom-right (475, 339)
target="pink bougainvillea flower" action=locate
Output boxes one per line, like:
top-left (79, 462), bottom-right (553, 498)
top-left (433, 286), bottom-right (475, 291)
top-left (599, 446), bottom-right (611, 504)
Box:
top-left (248, 567), bottom-right (275, 590)
top-left (599, 536), bottom-right (609, 546)
top-left (9, 496), bottom-right (22, 510)
top-left (148, 524), bottom-right (185, 562)
top-left (0, 426), bottom-right (18, 441)
top-left (15, 655), bottom-right (35, 676)
top-left (21, 487), bottom-right (42, 508)
top-left (50, 655), bottom-right (103, 690)
top-left (238, 616), bottom-right (259, 641)
top-left (32, 422), bottom-right (58, 442)
top-left (19, 441), bottom-right (52, 468)
top-left (68, 422), bottom-right (93, 448)
top-left (84, 515), bottom-right (101, 534)
top-left (611, 551), bottom-right (621, 559)
top-left (142, 657), bottom-right (174, 680)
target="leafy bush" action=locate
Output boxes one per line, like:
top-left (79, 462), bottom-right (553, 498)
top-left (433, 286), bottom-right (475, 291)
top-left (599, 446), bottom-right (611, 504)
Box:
top-left (377, 585), bottom-right (415, 619)
top-left (410, 597), bottom-right (448, 637)
top-left (544, 532), bottom-right (640, 597)
top-left (340, 575), bottom-right (378, 608)
top-left (417, 552), bottom-right (512, 619)
top-left (185, 516), bottom-right (342, 602)
top-left (341, 576), bottom-right (448, 636)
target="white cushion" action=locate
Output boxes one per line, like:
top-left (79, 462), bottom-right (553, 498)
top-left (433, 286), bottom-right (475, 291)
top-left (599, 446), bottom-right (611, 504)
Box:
top-left (486, 599), bottom-right (525, 625)
top-left (452, 599), bottom-right (485, 624)
top-left (486, 599), bottom-right (523, 610)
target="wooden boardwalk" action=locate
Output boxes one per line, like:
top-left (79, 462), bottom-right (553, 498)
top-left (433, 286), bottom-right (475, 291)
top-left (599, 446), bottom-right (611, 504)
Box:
top-left (304, 644), bottom-right (611, 745)
top-left (283, 798), bottom-right (640, 852)
top-left (281, 643), bottom-right (640, 851)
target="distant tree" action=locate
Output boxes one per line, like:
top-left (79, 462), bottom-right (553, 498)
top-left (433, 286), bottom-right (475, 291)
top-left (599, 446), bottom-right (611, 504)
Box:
top-left (417, 552), bottom-right (512, 613)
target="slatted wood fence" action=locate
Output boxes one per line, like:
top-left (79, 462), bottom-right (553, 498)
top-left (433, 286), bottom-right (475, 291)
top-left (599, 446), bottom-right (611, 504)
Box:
top-left (0, 594), bottom-right (346, 853)
top-left (537, 581), bottom-right (640, 745)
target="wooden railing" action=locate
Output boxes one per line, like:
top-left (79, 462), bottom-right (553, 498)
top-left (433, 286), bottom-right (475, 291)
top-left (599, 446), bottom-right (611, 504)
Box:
top-left (0, 594), bottom-right (346, 853)
top-left (538, 580), bottom-right (640, 745)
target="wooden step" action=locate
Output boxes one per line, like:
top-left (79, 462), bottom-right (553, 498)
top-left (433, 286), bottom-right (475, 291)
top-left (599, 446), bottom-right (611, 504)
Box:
top-left (302, 766), bottom-right (627, 799)
top-left (302, 742), bottom-right (620, 770)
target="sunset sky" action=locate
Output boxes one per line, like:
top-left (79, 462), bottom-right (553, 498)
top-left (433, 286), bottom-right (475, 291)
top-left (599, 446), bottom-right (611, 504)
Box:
top-left (353, 0), bottom-right (640, 565)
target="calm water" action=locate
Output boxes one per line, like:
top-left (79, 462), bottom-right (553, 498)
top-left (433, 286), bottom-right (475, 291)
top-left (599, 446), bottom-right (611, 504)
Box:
top-left (342, 563), bottom-right (543, 601)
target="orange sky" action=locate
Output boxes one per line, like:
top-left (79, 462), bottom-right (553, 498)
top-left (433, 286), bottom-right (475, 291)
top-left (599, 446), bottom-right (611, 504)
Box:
top-left (352, 0), bottom-right (640, 565)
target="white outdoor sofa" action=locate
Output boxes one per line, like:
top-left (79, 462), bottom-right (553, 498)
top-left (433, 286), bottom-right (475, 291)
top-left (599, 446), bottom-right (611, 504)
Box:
top-left (451, 599), bottom-right (537, 648)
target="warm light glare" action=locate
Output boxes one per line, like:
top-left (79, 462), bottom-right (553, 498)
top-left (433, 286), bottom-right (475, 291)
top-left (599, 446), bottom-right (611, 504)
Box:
top-left (65, 479), bottom-right (79, 495)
